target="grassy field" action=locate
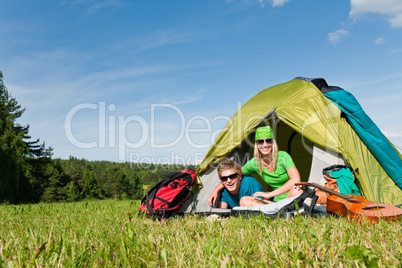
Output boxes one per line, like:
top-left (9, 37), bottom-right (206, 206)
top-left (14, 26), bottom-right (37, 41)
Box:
top-left (0, 200), bottom-right (401, 267)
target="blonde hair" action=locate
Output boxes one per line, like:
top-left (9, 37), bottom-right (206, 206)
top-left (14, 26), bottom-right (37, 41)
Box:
top-left (254, 139), bottom-right (278, 173)
top-left (217, 158), bottom-right (244, 178)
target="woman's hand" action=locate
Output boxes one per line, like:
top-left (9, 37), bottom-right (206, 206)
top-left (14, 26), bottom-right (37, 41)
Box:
top-left (257, 166), bottom-right (302, 200)
top-left (252, 191), bottom-right (271, 200)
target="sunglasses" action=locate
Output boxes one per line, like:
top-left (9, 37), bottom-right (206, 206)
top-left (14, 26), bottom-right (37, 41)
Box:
top-left (256, 139), bottom-right (273, 145)
top-left (220, 173), bottom-right (238, 181)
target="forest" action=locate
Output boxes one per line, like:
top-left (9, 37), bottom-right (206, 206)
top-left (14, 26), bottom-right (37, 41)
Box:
top-left (0, 71), bottom-right (196, 204)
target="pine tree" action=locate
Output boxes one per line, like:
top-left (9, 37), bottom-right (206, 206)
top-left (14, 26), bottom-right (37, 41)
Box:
top-left (0, 71), bottom-right (53, 203)
top-left (126, 171), bottom-right (143, 199)
top-left (82, 170), bottom-right (101, 198)
top-left (65, 181), bottom-right (81, 202)
top-left (105, 167), bottom-right (125, 199)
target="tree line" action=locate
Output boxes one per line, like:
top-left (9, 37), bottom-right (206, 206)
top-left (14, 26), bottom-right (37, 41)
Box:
top-left (41, 157), bottom-right (196, 203)
top-left (0, 71), bottom-right (196, 204)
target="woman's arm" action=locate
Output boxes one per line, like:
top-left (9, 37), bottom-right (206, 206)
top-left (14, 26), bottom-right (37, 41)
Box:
top-left (252, 166), bottom-right (301, 200)
top-left (208, 183), bottom-right (225, 207)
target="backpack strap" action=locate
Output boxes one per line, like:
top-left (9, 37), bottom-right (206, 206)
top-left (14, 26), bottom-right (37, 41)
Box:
top-left (154, 196), bottom-right (172, 205)
top-left (142, 179), bottom-right (169, 217)
top-left (145, 200), bottom-right (155, 217)
top-left (166, 185), bottom-right (193, 220)
top-left (278, 187), bottom-right (316, 216)
top-left (308, 194), bottom-right (319, 216)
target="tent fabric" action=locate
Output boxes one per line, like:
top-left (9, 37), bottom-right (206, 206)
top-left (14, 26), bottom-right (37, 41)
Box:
top-left (195, 78), bottom-right (402, 206)
top-left (323, 89), bottom-right (402, 190)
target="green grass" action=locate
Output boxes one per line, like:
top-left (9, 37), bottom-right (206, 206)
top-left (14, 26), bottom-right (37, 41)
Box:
top-left (0, 200), bottom-right (401, 267)
top-left (143, 184), bottom-right (152, 192)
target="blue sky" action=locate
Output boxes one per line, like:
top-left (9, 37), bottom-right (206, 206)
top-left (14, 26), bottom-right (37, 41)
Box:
top-left (1, 0), bottom-right (402, 164)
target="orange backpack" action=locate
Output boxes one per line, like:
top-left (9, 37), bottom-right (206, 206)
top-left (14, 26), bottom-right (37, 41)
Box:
top-left (315, 174), bottom-right (339, 205)
top-left (315, 165), bottom-right (355, 206)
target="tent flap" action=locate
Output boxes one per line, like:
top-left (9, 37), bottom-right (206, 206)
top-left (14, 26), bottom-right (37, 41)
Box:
top-left (324, 89), bottom-right (402, 190)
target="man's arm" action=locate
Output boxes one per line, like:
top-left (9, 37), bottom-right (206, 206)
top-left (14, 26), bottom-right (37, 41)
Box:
top-left (239, 176), bottom-right (268, 207)
top-left (217, 201), bottom-right (229, 208)
top-left (208, 183), bottom-right (225, 207)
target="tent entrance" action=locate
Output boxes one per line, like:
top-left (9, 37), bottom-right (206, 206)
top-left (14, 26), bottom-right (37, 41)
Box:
top-left (229, 117), bottom-right (315, 190)
top-left (180, 115), bottom-right (345, 213)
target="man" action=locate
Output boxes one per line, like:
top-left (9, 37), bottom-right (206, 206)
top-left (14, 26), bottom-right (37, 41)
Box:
top-left (214, 158), bottom-right (268, 208)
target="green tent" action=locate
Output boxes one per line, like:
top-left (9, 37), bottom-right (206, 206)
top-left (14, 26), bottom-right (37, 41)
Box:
top-left (181, 77), bottom-right (402, 214)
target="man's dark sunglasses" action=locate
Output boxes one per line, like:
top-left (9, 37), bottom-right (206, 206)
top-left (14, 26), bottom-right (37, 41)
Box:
top-left (256, 138), bottom-right (273, 145)
top-left (220, 173), bottom-right (238, 181)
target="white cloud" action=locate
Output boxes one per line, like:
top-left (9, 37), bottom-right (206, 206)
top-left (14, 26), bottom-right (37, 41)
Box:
top-left (226, 0), bottom-right (290, 7)
top-left (327, 29), bottom-right (349, 45)
top-left (133, 30), bottom-right (194, 53)
top-left (381, 131), bottom-right (402, 153)
top-left (61, 0), bottom-right (124, 16)
top-left (382, 130), bottom-right (402, 138)
top-left (352, 71), bottom-right (402, 87)
top-left (350, 0), bottom-right (402, 28)
top-left (257, 0), bottom-right (266, 7)
top-left (271, 0), bottom-right (290, 7)
top-left (389, 13), bottom-right (402, 27)
top-left (375, 37), bottom-right (385, 44)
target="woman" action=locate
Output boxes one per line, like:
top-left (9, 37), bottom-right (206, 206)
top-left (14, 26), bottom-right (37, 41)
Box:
top-left (243, 125), bottom-right (302, 202)
top-left (208, 126), bottom-right (302, 206)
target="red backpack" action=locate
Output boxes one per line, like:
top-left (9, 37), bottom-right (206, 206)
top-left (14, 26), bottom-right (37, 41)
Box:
top-left (139, 169), bottom-right (196, 220)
